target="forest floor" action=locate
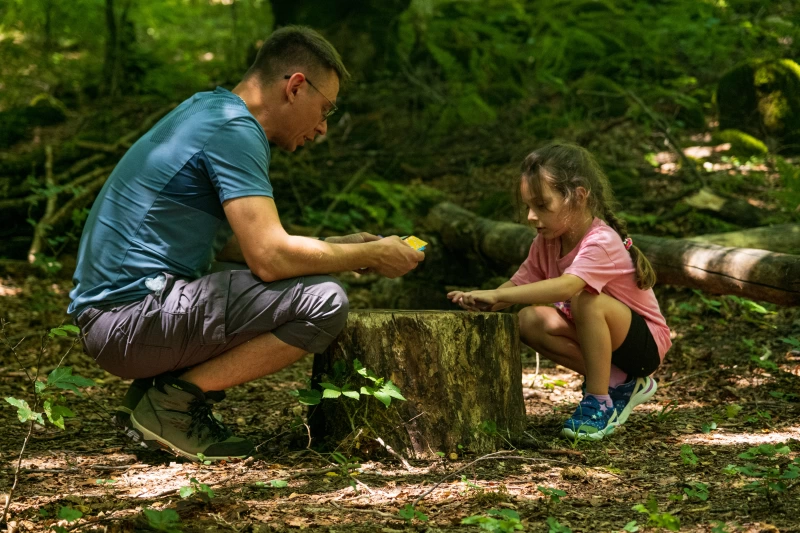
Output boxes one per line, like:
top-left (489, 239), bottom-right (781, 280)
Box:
top-left (2, 104), bottom-right (800, 532)
top-left (1, 267), bottom-right (799, 533)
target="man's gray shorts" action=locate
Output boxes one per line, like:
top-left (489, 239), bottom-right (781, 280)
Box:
top-left (76, 270), bottom-right (349, 379)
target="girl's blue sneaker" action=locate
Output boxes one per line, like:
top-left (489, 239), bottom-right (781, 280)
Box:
top-left (561, 395), bottom-right (618, 440)
top-left (609, 377), bottom-right (657, 427)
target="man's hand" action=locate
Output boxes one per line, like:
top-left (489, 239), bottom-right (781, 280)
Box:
top-left (324, 232), bottom-right (381, 244)
top-left (372, 235), bottom-right (424, 278)
top-left (447, 289), bottom-right (497, 312)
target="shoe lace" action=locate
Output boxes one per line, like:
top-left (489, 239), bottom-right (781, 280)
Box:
top-left (187, 398), bottom-right (231, 442)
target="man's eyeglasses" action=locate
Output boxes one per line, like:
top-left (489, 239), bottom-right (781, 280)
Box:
top-left (284, 74), bottom-right (338, 122)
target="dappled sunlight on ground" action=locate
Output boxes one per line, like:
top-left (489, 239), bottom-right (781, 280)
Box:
top-left (679, 426), bottom-right (800, 446)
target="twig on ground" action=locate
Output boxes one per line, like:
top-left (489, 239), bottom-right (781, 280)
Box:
top-left (374, 436), bottom-right (413, 471)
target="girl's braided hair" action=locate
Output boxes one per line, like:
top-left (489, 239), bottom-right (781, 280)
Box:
top-left (520, 142), bottom-right (656, 290)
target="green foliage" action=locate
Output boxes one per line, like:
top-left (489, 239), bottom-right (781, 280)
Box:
top-left (727, 444), bottom-right (798, 502)
top-left (681, 445), bottom-right (699, 466)
top-left (713, 130), bottom-right (768, 157)
top-left (546, 516), bottom-right (573, 533)
top-left (305, 180), bottom-right (444, 235)
top-left (537, 485), bottom-right (567, 504)
top-left (774, 155), bottom-right (800, 209)
top-left (622, 521), bottom-right (639, 532)
top-left (632, 496), bottom-right (680, 531)
top-left (398, 504), bottom-right (429, 524)
top-left (179, 477), bottom-right (215, 503)
top-left (50, 506), bottom-right (83, 533)
top-left (143, 508), bottom-right (182, 533)
top-left (651, 400), bottom-right (679, 423)
top-left (461, 509), bottom-right (523, 532)
top-left (254, 479), bottom-right (289, 489)
top-left (683, 481), bottom-right (710, 501)
top-left (6, 363), bottom-right (95, 430)
top-left (293, 359), bottom-right (406, 410)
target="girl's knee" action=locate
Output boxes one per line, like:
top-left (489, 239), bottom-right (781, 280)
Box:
top-left (570, 290), bottom-right (602, 323)
top-left (518, 305), bottom-right (544, 332)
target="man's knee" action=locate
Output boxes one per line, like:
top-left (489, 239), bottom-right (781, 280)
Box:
top-left (301, 276), bottom-right (350, 337)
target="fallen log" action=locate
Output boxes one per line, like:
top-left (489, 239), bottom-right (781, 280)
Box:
top-left (427, 202), bottom-right (800, 306)
top-left (309, 310), bottom-right (525, 459)
top-left (689, 224), bottom-right (800, 255)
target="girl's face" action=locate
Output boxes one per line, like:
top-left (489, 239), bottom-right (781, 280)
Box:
top-left (520, 177), bottom-right (585, 240)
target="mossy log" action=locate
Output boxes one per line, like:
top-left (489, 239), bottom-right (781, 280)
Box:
top-left (428, 202), bottom-right (800, 306)
top-left (688, 224), bottom-right (800, 255)
top-left (309, 310), bottom-right (525, 459)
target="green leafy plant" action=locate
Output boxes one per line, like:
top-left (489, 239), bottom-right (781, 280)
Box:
top-left (143, 508), bottom-right (182, 533)
top-left (622, 521), bottom-right (639, 532)
top-left (546, 516), bottom-right (573, 533)
top-left (542, 374), bottom-right (568, 390)
top-left (50, 506), bottom-right (83, 533)
top-left (746, 410), bottom-right (773, 427)
top-left (725, 404), bottom-right (743, 419)
top-left (632, 496), bottom-right (680, 531)
top-left (292, 359), bottom-right (405, 410)
top-left (461, 474), bottom-right (485, 495)
top-left (537, 485), bottom-right (567, 505)
top-left (683, 481), bottom-right (709, 501)
top-left (398, 503), bottom-right (429, 524)
top-left (651, 400), bottom-right (679, 423)
top-left (2, 323), bottom-right (93, 525)
top-left (680, 445), bottom-right (699, 466)
top-left (724, 444), bottom-right (798, 504)
top-left (461, 509), bottom-right (523, 532)
top-left (254, 479), bottom-right (289, 489)
top-left (179, 477), bottom-right (215, 503)
top-left (780, 336), bottom-right (800, 350)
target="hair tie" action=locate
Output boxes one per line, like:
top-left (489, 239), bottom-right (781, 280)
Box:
top-left (623, 237), bottom-right (633, 251)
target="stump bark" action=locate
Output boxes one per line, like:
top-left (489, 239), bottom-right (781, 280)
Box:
top-left (309, 310), bottom-right (525, 459)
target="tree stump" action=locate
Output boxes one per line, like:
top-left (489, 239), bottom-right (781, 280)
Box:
top-left (309, 310), bottom-right (525, 459)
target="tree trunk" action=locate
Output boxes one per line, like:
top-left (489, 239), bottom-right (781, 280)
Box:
top-left (427, 202), bottom-right (800, 306)
top-left (103, 0), bottom-right (118, 96)
top-left (309, 310), bottom-right (525, 459)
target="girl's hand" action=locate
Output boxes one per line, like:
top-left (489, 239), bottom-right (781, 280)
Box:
top-left (447, 290), bottom-right (497, 312)
top-left (462, 290), bottom-right (499, 310)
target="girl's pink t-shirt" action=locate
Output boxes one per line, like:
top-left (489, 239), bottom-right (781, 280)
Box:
top-left (510, 218), bottom-right (671, 360)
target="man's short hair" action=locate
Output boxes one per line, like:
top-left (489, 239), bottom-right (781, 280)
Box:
top-left (245, 26), bottom-right (350, 85)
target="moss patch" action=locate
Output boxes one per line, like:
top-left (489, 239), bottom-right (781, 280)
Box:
top-left (717, 59), bottom-right (800, 152)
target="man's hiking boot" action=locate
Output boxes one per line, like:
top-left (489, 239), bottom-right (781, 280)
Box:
top-left (112, 378), bottom-right (154, 446)
top-left (130, 375), bottom-right (253, 461)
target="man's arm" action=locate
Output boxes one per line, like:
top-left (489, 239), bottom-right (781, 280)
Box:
top-left (222, 196), bottom-right (423, 281)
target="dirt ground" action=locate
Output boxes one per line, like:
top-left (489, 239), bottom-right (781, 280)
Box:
top-left (1, 267), bottom-right (799, 533)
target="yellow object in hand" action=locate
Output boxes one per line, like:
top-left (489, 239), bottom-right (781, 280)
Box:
top-left (403, 235), bottom-right (428, 251)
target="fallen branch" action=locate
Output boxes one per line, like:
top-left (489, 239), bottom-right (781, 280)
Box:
top-left (27, 146), bottom-right (56, 263)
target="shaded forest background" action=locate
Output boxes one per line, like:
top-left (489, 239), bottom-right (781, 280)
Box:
top-left (2, 0), bottom-right (800, 271)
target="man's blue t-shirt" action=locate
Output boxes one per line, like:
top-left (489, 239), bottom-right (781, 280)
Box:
top-left (68, 87), bottom-right (272, 317)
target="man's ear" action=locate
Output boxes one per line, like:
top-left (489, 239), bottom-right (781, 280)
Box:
top-left (284, 73), bottom-right (305, 103)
